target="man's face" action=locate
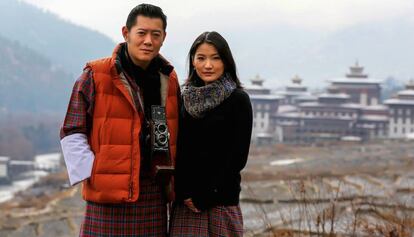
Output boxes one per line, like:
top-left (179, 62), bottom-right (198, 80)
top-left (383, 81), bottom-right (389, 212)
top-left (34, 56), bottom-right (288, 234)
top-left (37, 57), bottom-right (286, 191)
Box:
top-left (122, 15), bottom-right (166, 69)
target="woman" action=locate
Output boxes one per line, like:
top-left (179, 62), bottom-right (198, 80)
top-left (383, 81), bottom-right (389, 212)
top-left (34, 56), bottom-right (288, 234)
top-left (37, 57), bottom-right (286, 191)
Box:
top-left (170, 31), bottom-right (253, 236)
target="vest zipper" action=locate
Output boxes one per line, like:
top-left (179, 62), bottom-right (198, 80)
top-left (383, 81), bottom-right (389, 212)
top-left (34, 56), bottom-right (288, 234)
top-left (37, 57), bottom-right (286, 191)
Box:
top-left (129, 182), bottom-right (133, 199)
top-left (129, 116), bottom-right (135, 200)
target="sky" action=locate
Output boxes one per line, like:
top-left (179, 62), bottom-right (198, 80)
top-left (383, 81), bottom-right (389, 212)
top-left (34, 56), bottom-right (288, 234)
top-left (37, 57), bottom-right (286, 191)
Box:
top-left (19, 0), bottom-right (414, 88)
top-left (21, 0), bottom-right (414, 41)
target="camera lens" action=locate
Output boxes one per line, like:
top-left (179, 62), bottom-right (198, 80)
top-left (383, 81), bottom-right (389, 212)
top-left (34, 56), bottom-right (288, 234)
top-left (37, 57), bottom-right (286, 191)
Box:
top-left (157, 134), bottom-right (168, 145)
top-left (157, 124), bottom-right (167, 133)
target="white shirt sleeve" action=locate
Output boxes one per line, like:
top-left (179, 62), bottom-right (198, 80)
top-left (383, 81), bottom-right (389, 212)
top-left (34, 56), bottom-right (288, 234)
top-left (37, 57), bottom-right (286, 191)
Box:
top-left (60, 133), bottom-right (95, 186)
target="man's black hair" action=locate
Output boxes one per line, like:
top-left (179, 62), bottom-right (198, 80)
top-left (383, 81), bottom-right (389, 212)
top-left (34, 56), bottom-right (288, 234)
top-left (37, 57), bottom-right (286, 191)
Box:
top-left (126, 3), bottom-right (167, 31)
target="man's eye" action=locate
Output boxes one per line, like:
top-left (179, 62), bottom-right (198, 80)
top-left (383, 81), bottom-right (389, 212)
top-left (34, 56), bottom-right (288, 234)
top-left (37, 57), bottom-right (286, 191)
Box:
top-left (137, 31), bottom-right (145, 35)
top-left (153, 33), bottom-right (161, 37)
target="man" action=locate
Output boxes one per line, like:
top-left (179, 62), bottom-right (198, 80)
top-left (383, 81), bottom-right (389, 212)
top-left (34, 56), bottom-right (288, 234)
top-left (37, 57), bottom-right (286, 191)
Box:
top-left (60, 4), bottom-right (179, 236)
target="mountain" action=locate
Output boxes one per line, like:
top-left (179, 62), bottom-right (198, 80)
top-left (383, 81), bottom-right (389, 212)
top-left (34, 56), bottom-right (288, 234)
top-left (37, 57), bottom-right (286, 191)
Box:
top-left (0, 0), bottom-right (120, 113)
top-left (1, 0), bottom-right (413, 94)
top-left (0, 35), bottom-right (73, 113)
top-left (0, 0), bottom-right (115, 76)
top-left (381, 76), bottom-right (405, 101)
top-left (224, 18), bottom-right (414, 89)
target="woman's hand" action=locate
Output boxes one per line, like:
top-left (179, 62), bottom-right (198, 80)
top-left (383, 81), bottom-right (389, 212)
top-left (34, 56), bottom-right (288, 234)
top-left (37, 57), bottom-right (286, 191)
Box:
top-left (184, 198), bottom-right (201, 213)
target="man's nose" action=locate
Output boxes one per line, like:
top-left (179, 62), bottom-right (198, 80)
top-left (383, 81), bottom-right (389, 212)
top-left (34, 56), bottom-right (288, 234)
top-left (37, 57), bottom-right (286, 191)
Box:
top-left (143, 34), bottom-right (152, 46)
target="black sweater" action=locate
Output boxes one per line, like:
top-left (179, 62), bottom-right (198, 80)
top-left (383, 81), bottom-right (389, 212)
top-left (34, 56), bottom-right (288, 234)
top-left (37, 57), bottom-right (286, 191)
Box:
top-left (175, 88), bottom-right (253, 210)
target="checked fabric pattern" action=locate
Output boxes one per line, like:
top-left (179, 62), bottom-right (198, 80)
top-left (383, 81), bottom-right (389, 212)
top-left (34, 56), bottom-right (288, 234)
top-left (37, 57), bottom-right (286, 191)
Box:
top-left (170, 203), bottom-right (243, 237)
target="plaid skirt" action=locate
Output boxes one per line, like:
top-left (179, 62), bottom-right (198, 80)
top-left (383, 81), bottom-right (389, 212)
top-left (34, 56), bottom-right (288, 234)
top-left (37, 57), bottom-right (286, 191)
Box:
top-left (169, 203), bottom-right (243, 237)
top-left (79, 178), bottom-right (167, 237)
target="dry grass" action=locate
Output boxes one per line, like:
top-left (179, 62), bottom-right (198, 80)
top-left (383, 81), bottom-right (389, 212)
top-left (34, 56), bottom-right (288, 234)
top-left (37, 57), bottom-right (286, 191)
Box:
top-left (247, 177), bottom-right (414, 237)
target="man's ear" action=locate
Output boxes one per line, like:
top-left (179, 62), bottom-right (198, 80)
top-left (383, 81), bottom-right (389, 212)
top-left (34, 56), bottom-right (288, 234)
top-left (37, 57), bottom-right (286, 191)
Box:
top-left (122, 26), bottom-right (129, 41)
top-left (161, 31), bottom-right (167, 46)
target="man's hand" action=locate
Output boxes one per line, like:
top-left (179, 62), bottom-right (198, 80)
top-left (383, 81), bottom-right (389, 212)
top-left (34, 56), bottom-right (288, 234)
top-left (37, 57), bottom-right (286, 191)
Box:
top-left (184, 198), bottom-right (201, 213)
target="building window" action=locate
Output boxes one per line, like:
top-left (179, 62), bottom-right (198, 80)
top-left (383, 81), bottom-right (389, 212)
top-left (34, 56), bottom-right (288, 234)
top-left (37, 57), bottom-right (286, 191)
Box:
top-left (402, 128), bottom-right (405, 133)
top-left (265, 104), bottom-right (270, 110)
top-left (390, 109), bottom-right (394, 115)
top-left (407, 109), bottom-right (411, 115)
top-left (394, 127), bottom-right (398, 133)
top-left (262, 112), bottom-right (265, 118)
top-left (261, 122), bottom-right (265, 128)
top-left (257, 104), bottom-right (262, 110)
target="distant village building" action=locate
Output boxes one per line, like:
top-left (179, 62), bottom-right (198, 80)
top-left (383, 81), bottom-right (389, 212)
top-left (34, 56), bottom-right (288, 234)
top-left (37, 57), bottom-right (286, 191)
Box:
top-left (384, 80), bottom-right (414, 138)
top-left (272, 63), bottom-right (388, 144)
top-left (275, 75), bottom-right (317, 105)
top-left (245, 74), bottom-right (272, 95)
top-left (274, 86), bottom-right (388, 144)
top-left (328, 62), bottom-right (382, 106)
top-left (34, 153), bottom-right (62, 172)
top-left (0, 156), bottom-right (10, 184)
top-left (275, 87), bottom-right (361, 143)
top-left (357, 104), bottom-right (389, 139)
top-left (245, 75), bottom-right (282, 144)
top-left (246, 62), bottom-right (392, 145)
top-left (9, 160), bottom-right (35, 178)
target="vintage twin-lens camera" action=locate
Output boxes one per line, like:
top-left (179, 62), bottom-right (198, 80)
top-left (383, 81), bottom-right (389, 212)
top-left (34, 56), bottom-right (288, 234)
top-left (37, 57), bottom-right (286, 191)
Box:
top-left (150, 105), bottom-right (174, 184)
top-left (150, 105), bottom-right (170, 152)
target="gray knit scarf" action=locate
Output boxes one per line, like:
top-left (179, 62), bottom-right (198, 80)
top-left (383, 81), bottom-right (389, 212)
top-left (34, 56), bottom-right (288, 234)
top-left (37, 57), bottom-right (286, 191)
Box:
top-left (182, 73), bottom-right (237, 118)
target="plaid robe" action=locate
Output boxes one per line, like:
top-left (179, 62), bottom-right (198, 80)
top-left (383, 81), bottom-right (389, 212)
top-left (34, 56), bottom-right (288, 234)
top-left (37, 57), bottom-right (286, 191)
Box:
top-left (169, 203), bottom-right (243, 237)
top-left (79, 178), bottom-right (167, 237)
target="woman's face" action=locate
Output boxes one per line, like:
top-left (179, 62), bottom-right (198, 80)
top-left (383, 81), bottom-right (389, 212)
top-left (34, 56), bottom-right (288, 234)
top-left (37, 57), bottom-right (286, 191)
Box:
top-left (192, 43), bottom-right (224, 85)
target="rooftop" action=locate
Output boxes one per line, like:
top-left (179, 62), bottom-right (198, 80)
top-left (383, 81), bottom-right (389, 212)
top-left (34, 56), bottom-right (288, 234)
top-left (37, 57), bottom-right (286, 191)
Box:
top-left (319, 93), bottom-right (350, 99)
top-left (328, 78), bottom-right (383, 84)
top-left (398, 90), bottom-right (414, 96)
top-left (250, 94), bottom-right (283, 100)
top-left (384, 98), bottom-right (414, 105)
top-left (359, 115), bottom-right (389, 121)
top-left (34, 153), bottom-right (61, 163)
top-left (0, 156), bottom-right (10, 163)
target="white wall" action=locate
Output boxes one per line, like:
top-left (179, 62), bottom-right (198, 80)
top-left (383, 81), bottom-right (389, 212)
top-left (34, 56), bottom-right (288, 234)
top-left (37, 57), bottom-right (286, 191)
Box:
top-left (0, 164), bottom-right (7, 177)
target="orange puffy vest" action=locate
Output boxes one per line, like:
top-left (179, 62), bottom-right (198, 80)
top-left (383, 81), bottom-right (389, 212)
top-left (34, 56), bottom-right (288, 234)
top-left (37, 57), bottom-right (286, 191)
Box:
top-left (81, 50), bottom-right (179, 203)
